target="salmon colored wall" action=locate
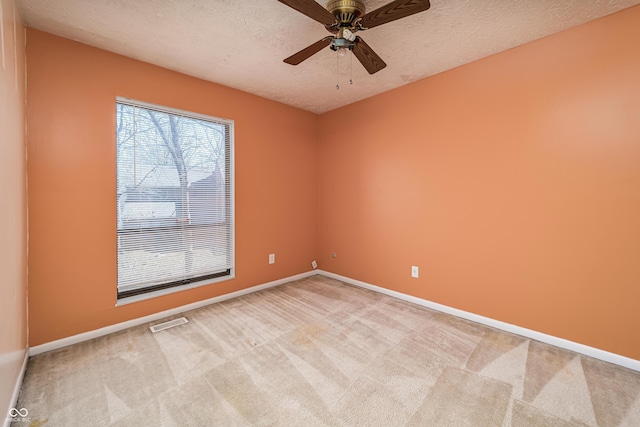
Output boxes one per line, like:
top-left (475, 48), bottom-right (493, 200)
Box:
top-left (26, 29), bottom-right (318, 346)
top-left (0, 0), bottom-right (27, 414)
top-left (317, 6), bottom-right (640, 360)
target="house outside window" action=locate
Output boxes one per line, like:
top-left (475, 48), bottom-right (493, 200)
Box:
top-left (116, 98), bottom-right (234, 300)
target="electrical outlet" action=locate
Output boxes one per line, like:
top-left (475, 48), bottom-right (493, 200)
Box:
top-left (311, 260), bottom-right (317, 269)
top-left (411, 266), bottom-right (419, 278)
top-left (269, 253), bottom-right (275, 264)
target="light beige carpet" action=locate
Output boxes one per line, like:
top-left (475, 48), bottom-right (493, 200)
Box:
top-left (13, 275), bottom-right (640, 426)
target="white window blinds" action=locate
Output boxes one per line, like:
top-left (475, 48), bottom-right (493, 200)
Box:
top-left (116, 98), bottom-right (234, 299)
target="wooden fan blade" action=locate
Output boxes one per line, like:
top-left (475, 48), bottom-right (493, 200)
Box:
top-left (352, 37), bottom-right (387, 74)
top-left (360, 0), bottom-right (430, 29)
top-left (284, 37), bottom-right (333, 65)
top-left (277, 0), bottom-right (336, 26)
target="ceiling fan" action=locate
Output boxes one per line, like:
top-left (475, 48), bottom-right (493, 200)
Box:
top-left (278, 0), bottom-right (431, 74)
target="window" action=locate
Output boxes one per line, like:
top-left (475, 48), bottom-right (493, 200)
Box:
top-left (116, 98), bottom-right (234, 300)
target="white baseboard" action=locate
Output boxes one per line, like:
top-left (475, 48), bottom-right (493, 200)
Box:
top-left (29, 268), bottom-right (639, 372)
top-left (2, 349), bottom-right (29, 427)
top-left (318, 270), bottom-right (640, 372)
top-left (29, 271), bottom-right (316, 356)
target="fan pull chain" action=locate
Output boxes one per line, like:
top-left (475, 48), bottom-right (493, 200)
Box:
top-left (336, 49), bottom-right (340, 90)
top-left (349, 49), bottom-right (353, 85)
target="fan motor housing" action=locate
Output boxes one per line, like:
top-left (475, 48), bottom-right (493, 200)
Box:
top-left (326, 0), bottom-right (366, 25)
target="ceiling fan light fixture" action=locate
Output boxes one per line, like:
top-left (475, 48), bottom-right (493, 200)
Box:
top-left (330, 37), bottom-right (355, 51)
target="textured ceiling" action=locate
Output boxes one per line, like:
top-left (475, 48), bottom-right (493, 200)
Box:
top-left (16, 0), bottom-right (640, 113)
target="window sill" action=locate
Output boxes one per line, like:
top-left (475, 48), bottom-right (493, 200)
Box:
top-left (115, 271), bottom-right (235, 306)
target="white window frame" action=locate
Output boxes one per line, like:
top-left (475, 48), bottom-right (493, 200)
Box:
top-left (115, 97), bottom-right (235, 304)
